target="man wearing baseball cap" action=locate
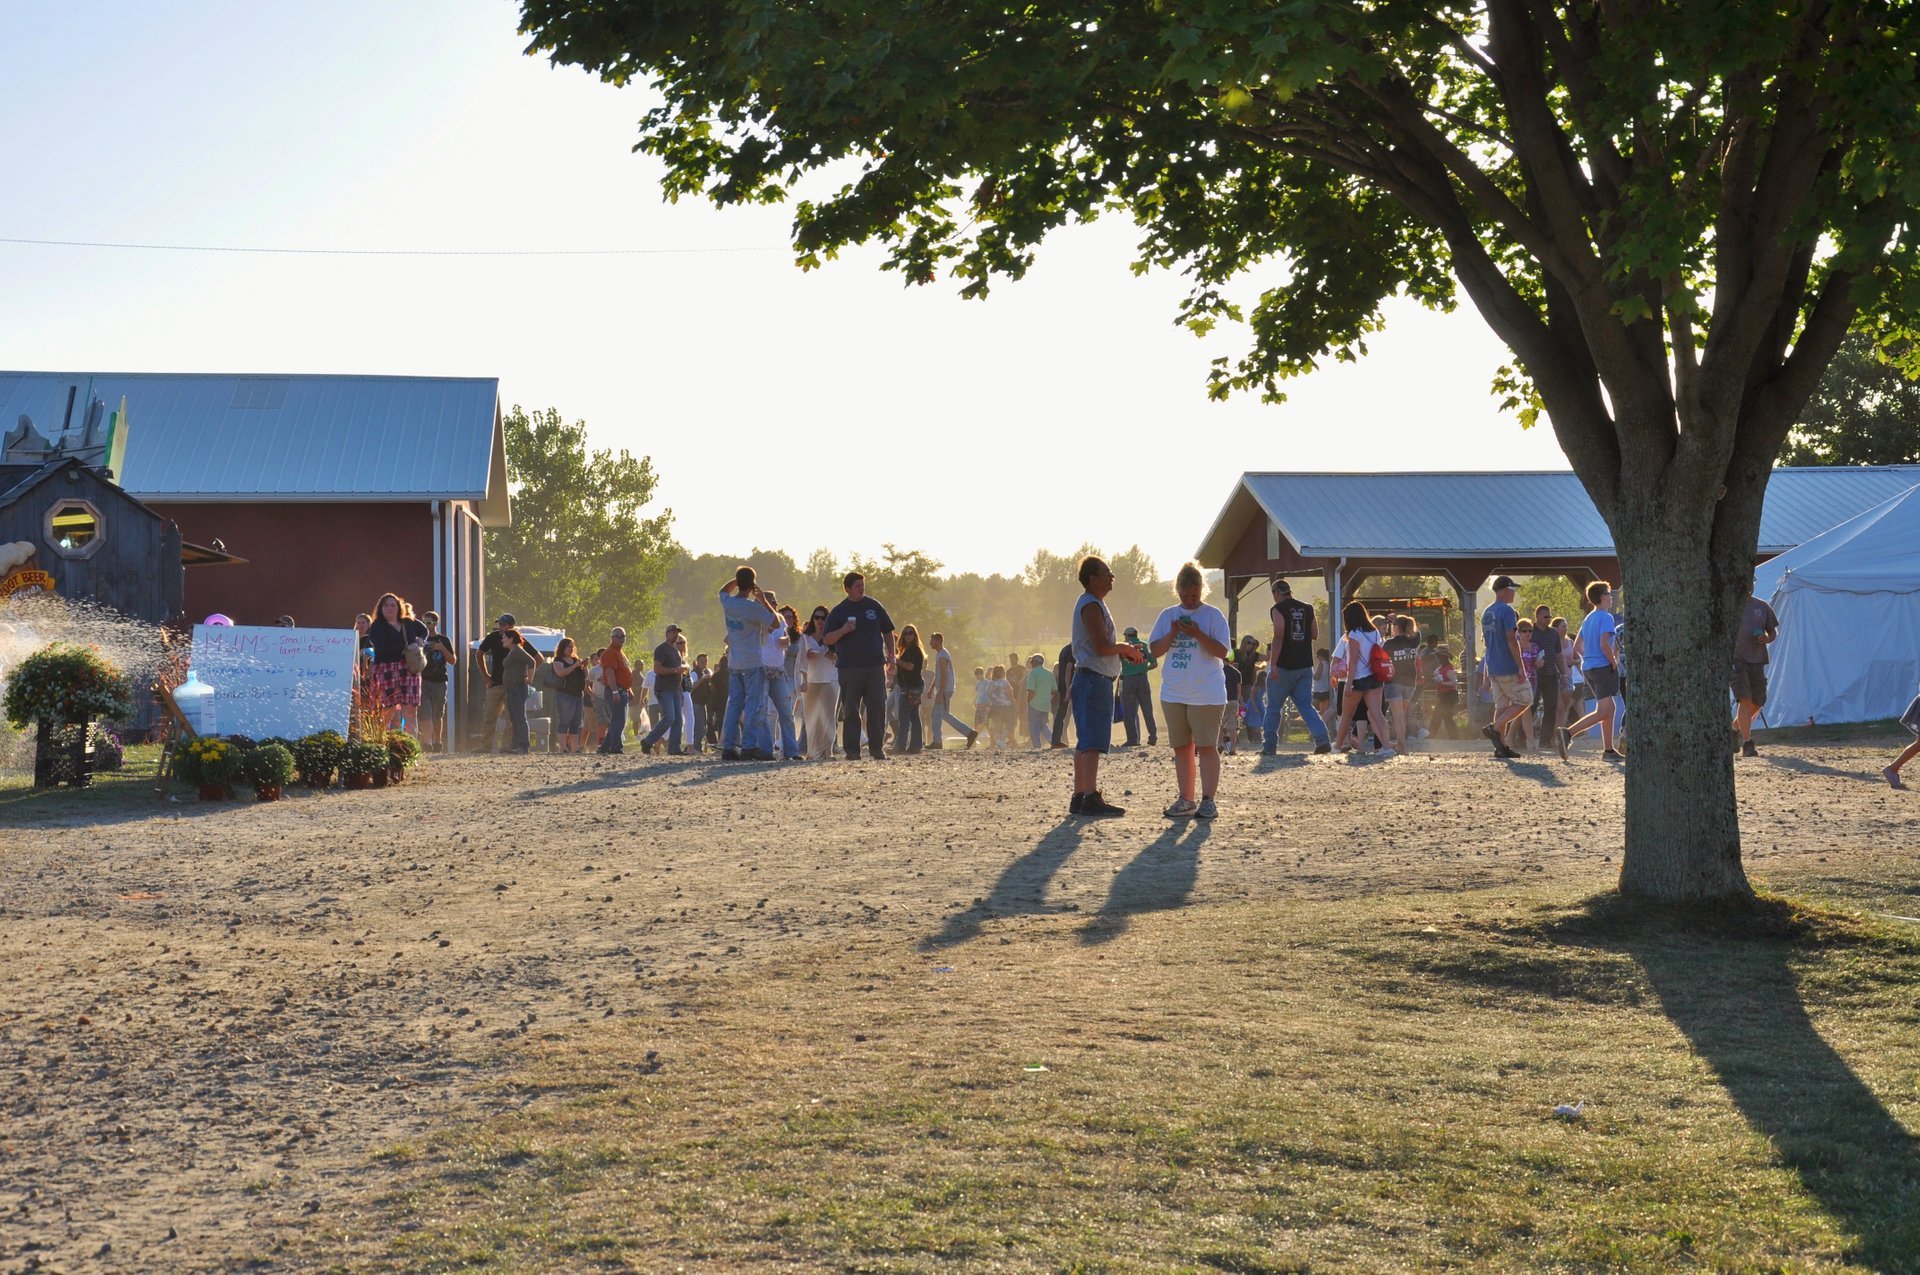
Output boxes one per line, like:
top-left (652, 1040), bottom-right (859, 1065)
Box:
top-left (639, 624), bottom-right (689, 754)
top-left (1117, 624), bottom-right (1158, 746)
top-left (472, 613), bottom-right (516, 751)
top-left (597, 625), bottom-right (635, 753)
top-left (1480, 576), bottom-right (1528, 759)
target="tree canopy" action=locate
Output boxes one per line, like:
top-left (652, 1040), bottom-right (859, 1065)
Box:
top-left (487, 405), bottom-right (676, 645)
top-left (1781, 332), bottom-right (1920, 466)
top-left (518, 0), bottom-right (1920, 902)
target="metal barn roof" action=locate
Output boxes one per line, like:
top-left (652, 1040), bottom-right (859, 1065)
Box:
top-left (0, 372), bottom-right (508, 525)
top-left (1196, 466), bottom-right (1920, 564)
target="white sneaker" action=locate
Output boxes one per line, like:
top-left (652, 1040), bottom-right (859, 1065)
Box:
top-left (1374, 748), bottom-right (1396, 759)
top-left (1163, 797), bottom-right (1199, 819)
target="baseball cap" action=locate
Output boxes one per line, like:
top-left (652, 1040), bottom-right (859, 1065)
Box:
top-left (496, 612), bottom-right (516, 626)
top-left (1123, 625), bottom-right (1139, 637)
top-left (1271, 578), bottom-right (1291, 593)
top-left (664, 623), bottom-right (681, 634)
top-left (1491, 575), bottom-right (1521, 592)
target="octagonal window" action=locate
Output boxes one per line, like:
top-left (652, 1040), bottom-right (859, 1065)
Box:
top-left (46, 499), bottom-right (103, 559)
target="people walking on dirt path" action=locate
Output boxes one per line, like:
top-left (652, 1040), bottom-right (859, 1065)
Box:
top-left (1563, 581), bottom-right (1624, 760)
top-left (925, 633), bottom-right (977, 749)
top-left (1332, 601), bottom-right (1392, 758)
top-left (1529, 605), bottom-right (1566, 759)
top-left (1480, 575), bottom-right (1528, 760)
top-left (1731, 591), bottom-right (1780, 758)
top-left (1068, 555), bottom-right (1146, 817)
top-left (1149, 561), bottom-right (1230, 819)
top-left (825, 571), bottom-right (896, 761)
top-left (640, 625), bottom-right (688, 755)
top-left (1261, 578), bottom-right (1332, 756)
top-left (1025, 653), bottom-right (1057, 750)
top-left (1383, 615), bottom-right (1423, 756)
top-left (1886, 680), bottom-right (1920, 788)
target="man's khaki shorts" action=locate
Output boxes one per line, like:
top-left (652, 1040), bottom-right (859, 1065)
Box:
top-left (1490, 674), bottom-right (1529, 711)
top-left (1164, 701), bottom-right (1227, 750)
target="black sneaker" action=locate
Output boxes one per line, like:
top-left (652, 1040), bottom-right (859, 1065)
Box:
top-left (1070, 792), bottom-right (1086, 815)
top-left (720, 749), bottom-right (742, 761)
top-left (1603, 748), bottom-right (1625, 761)
top-left (1481, 724), bottom-right (1503, 745)
top-left (1494, 745), bottom-right (1521, 760)
top-left (1313, 743), bottom-right (1332, 755)
top-left (746, 748), bottom-right (776, 761)
top-left (1081, 792), bottom-right (1126, 818)
top-left (868, 750), bottom-right (888, 761)
top-left (965, 730), bottom-right (978, 749)
top-left (1741, 739), bottom-right (1758, 758)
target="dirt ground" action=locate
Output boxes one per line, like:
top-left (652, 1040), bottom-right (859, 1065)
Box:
top-left (2, 734), bottom-right (1916, 1273)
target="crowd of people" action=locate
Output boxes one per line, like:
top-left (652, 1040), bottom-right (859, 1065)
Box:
top-left (345, 557), bottom-right (1920, 808)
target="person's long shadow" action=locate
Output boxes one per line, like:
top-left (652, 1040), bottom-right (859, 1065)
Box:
top-left (1078, 820), bottom-right (1209, 946)
top-left (919, 819), bottom-right (1087, 951)
top-left (1762, 755), bottom-right (1885, 784)
top-left (1554, 901), bottom-right (1920, 1270)
top-left (1504, 760), bottom-right (1568, 789)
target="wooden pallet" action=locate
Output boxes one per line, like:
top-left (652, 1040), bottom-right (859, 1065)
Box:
top-left (152, 682), bottom-right (197, 797)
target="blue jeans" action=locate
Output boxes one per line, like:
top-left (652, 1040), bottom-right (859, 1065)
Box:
top-left (1027, 706), bottom-right (1049, 748)
top-left (765, 670), bottom-right (799, 757)
top-left (1263, 665), bottom-right (1330, 749)
top-left (505, 684), bottom-right (531, 752)
top-left (1119, 675), bottom-right (1156, 745)
top-left (690, 702), bottom-right (707, 751)
top-left (896, 691), bottom-right (925, 751)
top-left (723, 667), bottom-right (769, 752)
top-left (1071, 669), bottom-right (1114, 754)
top-left (928, 697), bottom-right (972, 747)
top-left (642, 687), bottom-right (683, 753)
top-left (598, 686), bottom-right (629, 752)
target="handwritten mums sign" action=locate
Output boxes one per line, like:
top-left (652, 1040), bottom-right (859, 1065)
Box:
top-left (189, 625), bottom-right (358, 739)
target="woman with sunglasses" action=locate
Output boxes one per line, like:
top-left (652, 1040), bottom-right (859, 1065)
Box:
top-left (798, 606), bottom-right (838, 759)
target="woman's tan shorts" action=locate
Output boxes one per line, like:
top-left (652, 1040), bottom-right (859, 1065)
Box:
top-left (1163, 701), bottom-right (1226, 750)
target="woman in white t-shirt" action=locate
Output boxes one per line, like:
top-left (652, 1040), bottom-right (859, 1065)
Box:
top-left (1332, 600), bottom-right (1391, 756)
top-left (1147, 561), bottom-right (1233, 819)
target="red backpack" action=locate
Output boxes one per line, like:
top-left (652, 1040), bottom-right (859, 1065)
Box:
top-left (1368, 641), bottom-right (1394, 681)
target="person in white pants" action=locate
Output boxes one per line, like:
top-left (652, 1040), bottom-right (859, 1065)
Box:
top-left (798, 607), bottom-right (839, 759)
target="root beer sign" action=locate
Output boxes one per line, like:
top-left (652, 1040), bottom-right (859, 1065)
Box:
top-left (0, 568), bottom-right (56, 599)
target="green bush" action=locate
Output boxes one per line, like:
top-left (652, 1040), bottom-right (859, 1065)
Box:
top-left (341, 740), bottom-right (388, 777)
top-left (240, 742), bottom-right (295, 789)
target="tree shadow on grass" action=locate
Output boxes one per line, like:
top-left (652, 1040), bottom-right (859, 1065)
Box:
top-left (1078, 820), bottom-right (1210, 946)
top-left (919, 819), bottom-right (1086, 951)
top-left (1548, 898), bottom-right (1920, 1272)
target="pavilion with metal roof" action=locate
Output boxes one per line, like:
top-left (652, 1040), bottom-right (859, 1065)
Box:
top-left (1195, 466), bottom-right (1920, 670)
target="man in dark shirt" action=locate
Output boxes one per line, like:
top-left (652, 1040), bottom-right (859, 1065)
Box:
top-left (1230, 636), bottom-right (1264, 748)
top-left (640, 624), bottom-right (688, 754)
top-left (1528, 604), bottom-right (1565, 758)
top-left (823, 571), bottom-right (896, 760)
top-left (473, 613), bottom-right (515, 750)
top-left (1261, 578), bottom-right (1331, 754)
top-left (1731, 592), bottom-right (1779, 758)
top-left (420, 610), bottom-right (458, 753)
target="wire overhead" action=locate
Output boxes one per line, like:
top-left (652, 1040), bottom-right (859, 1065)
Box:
top-left (0, 235), bottom-right (784, 258)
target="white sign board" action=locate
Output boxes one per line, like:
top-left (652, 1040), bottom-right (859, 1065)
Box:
top-left (189, 625), bottom-right (359, 739)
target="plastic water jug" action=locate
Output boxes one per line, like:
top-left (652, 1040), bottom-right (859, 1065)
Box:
top-left (175, 669), bottom-right (218, 737)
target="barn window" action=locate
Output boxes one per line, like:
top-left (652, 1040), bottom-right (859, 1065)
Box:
top-left (46, 499), bottom-right (104, 559)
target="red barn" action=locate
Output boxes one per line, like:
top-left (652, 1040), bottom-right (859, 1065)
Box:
top-left (0, 372), bottom-right (510, 739)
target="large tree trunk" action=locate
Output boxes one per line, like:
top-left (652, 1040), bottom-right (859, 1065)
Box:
top-left (1606, 459), bottom-right (1763, 902)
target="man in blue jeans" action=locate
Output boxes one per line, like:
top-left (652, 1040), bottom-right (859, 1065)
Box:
top-left (825, 571), bottom-right (896, 760)
top-left (640, 624), bottom-right (687, 754)
top-left (1261, 578), bottom-right (1333, 754)
top-left (1068, 555), bottom-right (1146, 817)
top-left (719, 567), bottom-right (778, 761)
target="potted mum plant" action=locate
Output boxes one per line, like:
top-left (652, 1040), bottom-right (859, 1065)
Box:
top-left (2, 641), bottom-right (134, 789)
top-left (176, 736), bottom-right (241, 801)
top-left (292, 731), bottom-right (345, 788)
top-left (339, 740), bottom-right (387, 790)
top-left (385, 731), bottom-right (422, 783)
top-left (241, 741), bottom-right (295, 801)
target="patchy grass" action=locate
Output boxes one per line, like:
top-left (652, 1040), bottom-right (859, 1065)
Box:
top-left (337, 887), bottom-right (1920, 1272)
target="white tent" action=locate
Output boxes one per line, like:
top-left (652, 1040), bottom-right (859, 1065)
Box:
top-left (1751, 482), bottom-right (1920, 726)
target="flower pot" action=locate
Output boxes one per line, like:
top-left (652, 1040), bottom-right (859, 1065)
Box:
top-left (341, 772), bottom-right (373, 791)
top-left (386, 764), bottom-right (406, 785)
top-left (254, 784), bottom-right (284, 802)
top-left (302, 772), bottom-right (335, 789)
top-left (371, 767), bottom-right (390, 789)
top-left (197, 783), bottom-right (228, 802)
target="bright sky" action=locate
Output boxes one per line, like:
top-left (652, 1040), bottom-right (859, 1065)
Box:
top-left (1, 0), bottom-right (1573, 578)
